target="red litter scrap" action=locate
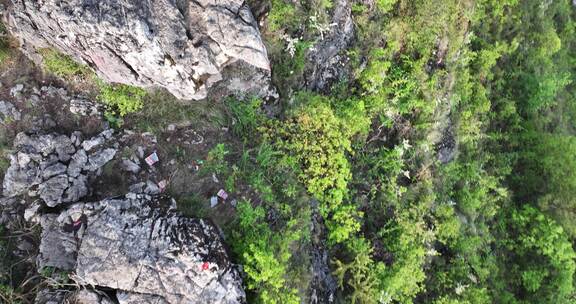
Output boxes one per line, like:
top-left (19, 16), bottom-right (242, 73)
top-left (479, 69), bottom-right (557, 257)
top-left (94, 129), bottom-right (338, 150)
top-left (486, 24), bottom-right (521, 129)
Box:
top-left (217, 189), bottom-right (228, 200)
top-left (145, 152), bottom-right (159, 166)
top-left (72, 219), bottom-right (82, 227)
top-left (201, 262), bottom-right (210, 271)
top-left (158, 180), bottom-right (168, 192)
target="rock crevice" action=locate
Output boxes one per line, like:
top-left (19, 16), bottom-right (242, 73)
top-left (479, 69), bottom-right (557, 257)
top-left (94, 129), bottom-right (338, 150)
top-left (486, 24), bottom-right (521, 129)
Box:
top-left (7, 0), bottom-right (271, 100)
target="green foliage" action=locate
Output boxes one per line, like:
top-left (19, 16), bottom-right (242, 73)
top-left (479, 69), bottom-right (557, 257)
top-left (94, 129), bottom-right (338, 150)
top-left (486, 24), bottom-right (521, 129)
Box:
top-left (273, 40), bottom-right (311, 79)
top-left (375, 0), bottom-right (397, 13)
top-left (230, 201), bottom-right (302, 304)
top-left (98, 83), bottom-right (146, 117)
top-left (267, 0), bottom-right (298, 32)
top-left (227, 98), bottom-right (265, 141)
top-left (264, 94), bottom-right (361, 243)
top-left (0, 24), bottom-right (10, 65)
top-left (514, 133), bottom-right (576, 237)
top-left (333, 238), bottom-right (384, 304)
top-left (202, 143), bottom-right (229, 176)
top-left (496, 206), bottom-right (576, 303)
top-left (39, 48), bottom-right (90, 78)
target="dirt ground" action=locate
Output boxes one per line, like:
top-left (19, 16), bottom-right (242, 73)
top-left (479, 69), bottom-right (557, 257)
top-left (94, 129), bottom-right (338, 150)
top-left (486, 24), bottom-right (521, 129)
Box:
top-left (0, 49), bottom-right (250, 232)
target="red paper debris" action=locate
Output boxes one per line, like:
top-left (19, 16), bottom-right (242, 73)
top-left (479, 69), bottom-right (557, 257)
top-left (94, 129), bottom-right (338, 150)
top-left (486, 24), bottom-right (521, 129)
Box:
top-left (202, 262), bottom-right (210, 271)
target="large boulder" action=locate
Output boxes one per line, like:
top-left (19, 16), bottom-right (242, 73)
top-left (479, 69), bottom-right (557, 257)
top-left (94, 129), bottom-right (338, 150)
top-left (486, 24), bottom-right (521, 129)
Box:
top-left (6, 0), bottom-right (271, 100)
top-left (37, 194), bottom-right (246, 304)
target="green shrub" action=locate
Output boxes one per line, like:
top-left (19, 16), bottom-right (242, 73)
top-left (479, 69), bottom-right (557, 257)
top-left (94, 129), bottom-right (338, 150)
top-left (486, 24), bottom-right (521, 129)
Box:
top-left (202, 143), bottom-right (229, 176)
top-left (496, 205), bottom-right (576, 303)
top-left (268, 0), bottom-right (298, 32)
top-left (263, 95), bottom-right (361, 243)
top-left (39, 48), bottom-right (90, 78)
top-left (98, 83), bottom-right (146, 116)
top-left (227, 98), bottom-right (265, 140)
top-left (0, 23), bottom-right (11, 65)
top-left (231, 201), bottom-right (302, 304)
top-left (375, 0), bottom-right (397, 13)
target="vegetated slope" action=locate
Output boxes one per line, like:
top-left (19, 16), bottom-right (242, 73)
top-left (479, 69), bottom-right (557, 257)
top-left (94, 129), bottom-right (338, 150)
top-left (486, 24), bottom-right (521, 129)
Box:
top-left (221, 0), bottom-right (576, 303)
top-left (0, 0), bottom-right (575, 303)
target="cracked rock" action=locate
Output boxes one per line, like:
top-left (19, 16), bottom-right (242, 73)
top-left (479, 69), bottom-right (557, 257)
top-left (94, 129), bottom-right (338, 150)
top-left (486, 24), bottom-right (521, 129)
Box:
top-left (74, 195), bottom-right (246, 303)
top-left (67, 149), bottom-right (88, 178)
top-left (3, 132), bottom-right (116, 207)
top-left (38, 175), bottom-right (68, 207)
top-left (85, 148), bottom-right (116, 172)
top-left (8, 0), bottom-right (271, 100)
top-left (121, 159), bottom-right (141, 174)
top-left (0, 100), bottom-right (21, 123)
top-left (42, 163), bottom-right (67, 179)
top-left (70, 98), bottom-right (101, 116)
top-left (34, 194), bottom-right (246, 303)
top-left (37, 214), bottom-right (78, 271)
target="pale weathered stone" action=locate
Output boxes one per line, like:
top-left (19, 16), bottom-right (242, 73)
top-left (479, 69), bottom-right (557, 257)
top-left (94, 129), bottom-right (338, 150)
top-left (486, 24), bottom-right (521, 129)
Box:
top-left (75, 195), bottom-right (246, 303)
top-left (0, 100), bottom-right (21, 123)
top-left (8, 0), bottom-right (271, 100)
top-left (37, 214), bottom-right (78, 271)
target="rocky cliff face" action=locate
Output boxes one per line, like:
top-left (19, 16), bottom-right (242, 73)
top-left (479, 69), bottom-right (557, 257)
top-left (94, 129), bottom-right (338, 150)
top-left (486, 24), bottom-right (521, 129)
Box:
top-left (37, 194), bottom-right (245, 304)
top-left (0, 85), bottom-right (246, 302)
top-left (6, 0), bottom-right (273, 100)
top-left (1, 130), bottom-right (246, 303)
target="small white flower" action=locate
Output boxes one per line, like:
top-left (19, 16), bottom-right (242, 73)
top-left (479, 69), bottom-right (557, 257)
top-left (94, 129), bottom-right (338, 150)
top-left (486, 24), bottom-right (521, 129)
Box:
top-left (426, 248), bottom-right (439, 256)
top-left (402, 138), bottom-right (412, 150)
top-left (402, 170), bottom-right (410, 179)
top-left (455, 282), bottom-right (469, 295)
top-left (282, 34), bottom-right (300, 58)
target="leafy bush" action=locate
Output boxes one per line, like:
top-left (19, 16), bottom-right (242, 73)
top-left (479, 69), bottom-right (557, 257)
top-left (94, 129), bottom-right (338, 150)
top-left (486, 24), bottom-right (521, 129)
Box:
top-left (263, 94), bottom-right (361, 243)
top-left (98, 83), bottom-right (146, 117)
top-left (514, 133), bottom-right (576, 237)
top-left (496, 205), bottom-right (576, 303)
top-left (230, 201), bottom-right (302, 304)
top-left (202, 143), bottom-right (229, 176)
top-left (227, 98), bottom-right (265, 140)
top-left (39, 48), bottom-right (90, 78)
top-left (267, 0), bottom-right (298, 32)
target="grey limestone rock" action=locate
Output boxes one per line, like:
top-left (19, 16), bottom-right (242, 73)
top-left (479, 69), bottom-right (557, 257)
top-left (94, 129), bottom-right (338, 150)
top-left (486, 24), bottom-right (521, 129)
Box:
top-left (3, 132), bottom-right (116, 207)
top-left (121, 159), bottom-right (141, 174)
top-left (67, 149), bottom-right (88, 178)
top-left (0, 100), bottom-right (21, 123)
top-left (75, 195), bottom-right (245, 303)
top-left (42, 163), bottom-right (67, 179)
top-left (38, 175), bottom-right (69, 207)
top-left (304, 0), bottom-right (354, 92)
top-left (8, 0), bottom-right (271, 100)
top-left (37, 213), bottom-right (78, 271)
top-left (85, 148), bottom-right (117, 171)
top-left (117, 292), bottom-right (170, 304)
top-left (68, 289), bottom-right (115, 304)
top-left (34, 194), bottom-right (245, 303)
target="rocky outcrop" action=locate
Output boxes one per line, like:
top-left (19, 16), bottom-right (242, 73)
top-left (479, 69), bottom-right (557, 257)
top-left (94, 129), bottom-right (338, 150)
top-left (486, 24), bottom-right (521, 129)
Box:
top-left (7, 0), bottom-right (272, 100)
top-left (3, 130), bottom-right (116, 207)
top-left (37, 194), bottom-right (245, 304)
top-left (304, 0), bottom-right (354, 92)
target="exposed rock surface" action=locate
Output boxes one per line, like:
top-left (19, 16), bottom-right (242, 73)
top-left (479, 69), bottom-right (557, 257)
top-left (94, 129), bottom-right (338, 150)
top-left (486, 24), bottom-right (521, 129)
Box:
top-left (310, 201), bottom-right (337, 303)
top-left (69, 98), bottom-right (101, 116)
top-left (0, 100), bottom-right (21, 123)
top-left (3, 130), bottom-right (117, 207)
top-left (35, 289), bottom-right (115, 304)
top-left (37, 194), bottom-right (245, 304)
top-left (7, 0), bottom-right (272, 100)
top-left (304, 0), bottom-right (354, 92)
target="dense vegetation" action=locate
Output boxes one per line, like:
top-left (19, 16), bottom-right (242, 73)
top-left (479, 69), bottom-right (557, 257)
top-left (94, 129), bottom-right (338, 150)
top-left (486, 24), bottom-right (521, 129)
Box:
top-left (0, 0), bottom-right (575, 303)
top-left (222, 0), bottom-right (576, 303)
